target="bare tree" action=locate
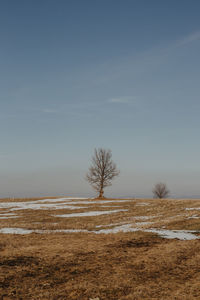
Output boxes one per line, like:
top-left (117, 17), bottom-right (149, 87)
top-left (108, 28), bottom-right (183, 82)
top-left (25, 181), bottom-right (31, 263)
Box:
top-left (86, 148), bottom-right (120, 198)
top-left (152, 182), bottom-right (170, 199)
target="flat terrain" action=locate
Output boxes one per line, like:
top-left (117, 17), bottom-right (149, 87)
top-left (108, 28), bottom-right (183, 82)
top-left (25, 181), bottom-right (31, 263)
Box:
top-left (0, 197), bottom-right (200, 299)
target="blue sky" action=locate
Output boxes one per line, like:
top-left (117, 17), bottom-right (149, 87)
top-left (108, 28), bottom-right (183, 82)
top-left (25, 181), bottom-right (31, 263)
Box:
top-left (1, 0), bottom-right (200, 198)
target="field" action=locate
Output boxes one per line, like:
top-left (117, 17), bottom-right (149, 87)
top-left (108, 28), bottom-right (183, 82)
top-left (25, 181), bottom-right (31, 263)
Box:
top-left (0, 197), bottom-right (200, 299)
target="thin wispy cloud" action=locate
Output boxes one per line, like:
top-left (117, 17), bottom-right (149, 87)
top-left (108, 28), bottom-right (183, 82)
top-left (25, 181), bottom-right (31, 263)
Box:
top-left (74, 29), bottom-right (200, 90)
top-left (57, 29), bottom-right (200, 93)
top-left (108, 97), bottom-right (134, 104)
top-left (42, 109), bottom-right (58, 114)
top-left (156, 30), bottom-right (200, 60)
top-left (41, 106), bottom-right (93, 118)
top-left (176, 31), bottom-right (200, 47)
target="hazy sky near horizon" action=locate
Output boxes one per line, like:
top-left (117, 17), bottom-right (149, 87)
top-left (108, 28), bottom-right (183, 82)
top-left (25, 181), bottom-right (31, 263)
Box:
top-left (1, 0), bottom-right (200, 198)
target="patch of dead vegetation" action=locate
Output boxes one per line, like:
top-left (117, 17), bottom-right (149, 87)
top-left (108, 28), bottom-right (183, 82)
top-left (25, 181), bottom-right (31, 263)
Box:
top-left (0, 232), bottom-right (200, 299)
top-left (0, 197), bottom-right (200, 299)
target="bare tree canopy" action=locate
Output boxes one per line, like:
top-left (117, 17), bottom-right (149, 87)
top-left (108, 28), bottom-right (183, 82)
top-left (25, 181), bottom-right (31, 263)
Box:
top-left (152, 182), bottom-right (170, 199)
top-left (86, 148), bottom-right (120, 198)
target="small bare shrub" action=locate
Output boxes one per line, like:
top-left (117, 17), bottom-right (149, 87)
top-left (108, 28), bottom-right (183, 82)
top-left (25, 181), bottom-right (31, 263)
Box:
top-left (153, 182), bottom-right (170, 199)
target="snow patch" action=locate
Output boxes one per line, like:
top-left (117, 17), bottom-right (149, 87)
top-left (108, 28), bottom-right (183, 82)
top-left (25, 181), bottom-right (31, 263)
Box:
top-left (145, 229), bottom-right (199, 240)
top-left (132, 216), bottom-right (152, 220)
top-left (0, 228), bottom-right (35, 234)
top-left (0, 201), bottom-right (88, 211)
top-left (0, 216), bottom-right (19, 219)
top-left (36, 197), bottom-right (89, 203)
top-left (187, 215), bottom-right (200, 219)
top-left (0, 213), bottom-right (17, 216)
top-left (54, 209), bottom-right (128, 218)
top-left (0, 226), bottom-right (199, 240)
top-left (94, 224), bottom-right (199, 239)
top-left (95, 224), bottom-right (139, 234)
top-left (0, 198), bottom-right (131, 212)
top-left (0, 213), bottom-right (19, 219)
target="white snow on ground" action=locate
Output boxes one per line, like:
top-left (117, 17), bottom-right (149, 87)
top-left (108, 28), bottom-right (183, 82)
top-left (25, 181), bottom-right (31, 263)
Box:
top-left (52, 229), bottom-right (89, 233)
top-left (54, 209), bottom-right (128, 218)
top-left (145, 229), bottom-right (199, 240)
top-left (95, 224), bottom-right (139, 234)
top-left (0, 228), bottom-right (35, 234)
top-left (0, 198), bottom-right (199, 240)
top-left (0, 216), bottom-right (19, 219)
top-left (132, 216), bottom-right (152, 220)
top-left (0, 198), bottom-right (132, 212)
top-left (0, 225), bottom-right (199, 240)
top-left (187, 215), bottom-right (200, 219)
top-left (36, 197), bottom-right (89, 203)
top-left (94, 224), bottom-right (200, 239)
top-left (0, 213), bottom-right (19, 219)
top-left (55, 199), bottom-right (131, 205)
top-left (0, 201), bottom-right (87, 211)
top-left (0, 228), bottom-right (89, 234)
top-left (186, 208), bottom-right (200, 211)
top-left (95, 221), bottom-right (152, 228)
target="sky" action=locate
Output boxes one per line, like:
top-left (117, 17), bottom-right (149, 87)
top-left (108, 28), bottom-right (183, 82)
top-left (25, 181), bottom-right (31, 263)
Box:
top-left (1, 0), bottom-right (200, 198)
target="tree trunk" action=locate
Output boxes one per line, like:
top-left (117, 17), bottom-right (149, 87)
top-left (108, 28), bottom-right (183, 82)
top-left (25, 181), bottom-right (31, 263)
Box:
top-left (98, 188), bottom-right (104, 198)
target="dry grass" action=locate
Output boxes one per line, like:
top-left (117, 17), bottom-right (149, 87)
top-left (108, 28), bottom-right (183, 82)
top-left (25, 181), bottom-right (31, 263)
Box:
top-left (0, 197), bottom-right (200, 299)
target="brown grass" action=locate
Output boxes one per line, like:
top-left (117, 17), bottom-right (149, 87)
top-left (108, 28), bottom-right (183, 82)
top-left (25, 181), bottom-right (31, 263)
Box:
top-left (0, 197), bottom-right (200, 299)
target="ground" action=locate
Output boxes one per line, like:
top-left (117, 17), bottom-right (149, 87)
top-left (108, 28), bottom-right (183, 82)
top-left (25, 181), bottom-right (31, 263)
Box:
top-left (0, 197), bottom-right (200, 299)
